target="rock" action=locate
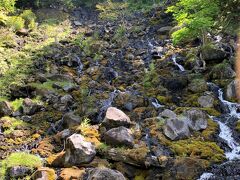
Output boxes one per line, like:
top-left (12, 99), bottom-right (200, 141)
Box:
top-left (62, 112), bottom-right (81, 128)
top-left (22, 98), bottom-right (43, 115)
top-left (31, 167), bottom-right (56, 180)
top-left (226, 80), bottom-right (239, 101)
top-left (163, 117), bottom-right (191, 140)
top-left (188, 78), bottom-right (207, 93)
top-left (60, 94), bottom-right (73, 105)
top-left (64, 134), bottom-right (96, 166)
top-left (102, 107), bottom-right (132, 129)
top-left (63, 84), bottom-right (78, 92)
top-left (157, 26), bottom-right (172, 34)
top-left (8, 166), bottom-right (32, 178)
top-left (201, 44), bottom-right (228, 63)
top-left (104, 126), bottom-right (134, 148)
top-left (0, 101), bottom-right (12, 117)
top-left (159, 109), bottom-right (177, 119)
top-left (210, 63), bottom-right (236, 80)
top-left (198, 94), bottom-right (214, 108)
top-left (165, 77), bottom-right (188, 92)
top-left (47, 74), bottom-right (74, 82)
top-left (73, 20), bottom-right (82, 26)
top-left (59, 167), bottom-right (85, 180)
top-left (184, 109), bottom-right (208, 131)
top-left (86, 168), bottom-right (126, 180)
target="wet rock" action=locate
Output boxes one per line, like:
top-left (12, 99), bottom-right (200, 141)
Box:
top-left (102, 107), bottom-right (132, 129)
top-left (0, 101), bottom-right (12, 117)
top-left (22, 98), bottom-right (43, 115)
top-left (86, 167), bottom-right (126, 180)
top-left (226, 80), bottom-right (238, 101)
top-left (198, 94), bottom-right (214, 108)
top-left (163, 117), bottom-right (191, 140)
top-left (8, 166), bottom-right (32, 178)
top-left (184, 109), bottom-right (208, 131)
top-left (62, 112), bottom-right (81, 128)
top-left (59, 167), bottom-right (85, 180)
top-left (159, 109), bottom-right (177, 119)
top-left (64, 134), bottom-right (96, 166)
top-left (31, 167), bottom-right (56, 180)
top-left (104, 126), bottom-right (134, 148)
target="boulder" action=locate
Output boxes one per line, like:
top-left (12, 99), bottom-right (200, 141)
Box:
top-left (188, 79), bottom-right (207, 93)
top-left (62, 112), bottom-right (81, 128)
top-left (0, 101), bottom-right (12, 117)
top-left (184, 109), bottom-right (208, 131)
top-left (163, 117), bottom-right (191, 140)
top-left (22, 98), bottom-right (43, 115)
top-left (157, 26), bottom-right (173, 34)
top-left (8, 166), bottom-right (32, 178)
top-left (159, 109), bottom-right (177, 119)
top-left (60, 94), bottom-right (73, 105)
top-left (226, 80), bottom-right (239, 101)
top-left (31, 167), bottom-right (56, 180)
top-left (201, 44), bottom-right (228, 63)
top-left (104, 126), bottom-right (134, 148)
top-left (86, 168), bottom-right (126, 180)
top-left (102, 107), bottom-right (132, 129)
top-left (198, 94), bottom-right (214, 108)
top-left (210, 63), bottom-right (236, 80)
top-left (64, 134), bottom-right (96, 166)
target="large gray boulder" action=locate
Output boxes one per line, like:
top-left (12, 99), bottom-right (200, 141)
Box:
top-left (64, 134), bottom-right (96, 166)
top-left (163, 117), bottom-right (191, 140)
top-left (0, 101), bottom-right (12, 117)
top-left (102, 107), bottom-right (132, 129)
top-left (184, 109), bottom-right (208, 131)
top-left (198, 94), bottom-right (214, 108)
top-left (159, 109), bottom-right (177, 119)
top-left (104, 126), bottom-right (134, 148)
top-left (22, 98), bottom-right (43, 115)
top-left (87, 168), bottom-right (126, 180)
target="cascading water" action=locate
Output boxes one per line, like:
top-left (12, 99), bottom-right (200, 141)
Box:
top-left (75, 55), bottom-right (83, 76)
top-left (199, 83), bottom-right (240, 179)
top-left (172, 54), bottom-right (185, 71)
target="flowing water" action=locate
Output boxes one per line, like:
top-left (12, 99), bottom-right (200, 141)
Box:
top-left (172, 54), bottom-right (185, 71)
top-left (199, 83), bottom-right (240, 179)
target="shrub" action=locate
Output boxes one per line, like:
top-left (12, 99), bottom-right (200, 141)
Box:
top-left (5, 16), bottom-right (25, 31)
top-left (0, 0), bottom-right (16, 13)
top-left (20, 10), bottom-right (36, 29)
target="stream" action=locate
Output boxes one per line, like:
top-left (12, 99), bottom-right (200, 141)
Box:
top-left (199, 83), bottom-right (240, 179)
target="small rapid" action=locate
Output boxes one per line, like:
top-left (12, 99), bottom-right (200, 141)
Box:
top-left (172, 54), bottom-right (185, 72)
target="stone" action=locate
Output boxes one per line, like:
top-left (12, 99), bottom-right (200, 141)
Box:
top-left (62, 112), bottom-right (81, 128)
top-left (22, 98), bottom-right (43, 115)
top-left (226, 80), bottom-right (239, 101)
top-left (64, 134), bottom-right (96, 166)
top-left (102, 107), bottom-right (132, 129)
top-left (59, 167), bottom-right (85, 180)
top-left (210, 63), bottom-right (236, 80)
top-left (198, 95), bottom-right (214, 108)
top-left (0, 101), bottom-right (12, 117)
top-left (104, 126), bottom-right (134, 148)
top-left (31, 167), bottom-right (56, 180)
top-left (157, 26), bottom-right (173, 34)
top-left (188, 79), bottom-right (207, 93)
top-left (60, 94), bottom-right (73, 105)
top-left (163, 117), bottom-right (191, 140)
top-left (86, 168), bottom-right (126, 180)
top-left (8, 166), bottom-right (32, 178)
top-left (159, 109), bottom-right (177, 119)
top-left (201, 44), bottom-right (227, 63)
top-left (184, 109), bottom-right (208, 131)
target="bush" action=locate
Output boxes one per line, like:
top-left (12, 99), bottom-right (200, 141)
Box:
top-left (0, 0), bottom-right (16, 13)
top-left (5, 16), bottom-right (25, 31)
top-left (20, 10), bottom-right (36, 29)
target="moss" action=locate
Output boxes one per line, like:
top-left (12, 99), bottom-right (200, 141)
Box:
top-left (0, 152), bottom-right (42, 177)
top-left (201, 119), bottom-right (218, 140)
top-left (11, 98), bottom-right (24, 111)
top-left (184, 94), bottom-right (200, 107)
top-left (30, 80), bottom-right (75, 91)
top-left (174, 107), bottom-right (221, 117)
top-left (157, 95), bottom-right (173, 106)
top-left (1, 116), bottom-right (28, 135)
top-left (169, 139), bottom-right (225, 163)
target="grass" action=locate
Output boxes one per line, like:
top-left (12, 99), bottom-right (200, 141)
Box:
top-left (0, 152), bottom-right (42, 178)
top-left (1, 116), bottom-right (28, 135)
top-left (30, 80), bottom-right (75, 91)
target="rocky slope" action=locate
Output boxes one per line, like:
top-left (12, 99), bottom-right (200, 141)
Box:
top-left (0, 5), bottom-right (239, 180)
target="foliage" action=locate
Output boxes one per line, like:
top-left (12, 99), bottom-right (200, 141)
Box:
top-left (167, 0), bottom-right (220, 44)
top-left (0, 0), bottom-right (16, 13)
top-left (5, 16), bottom-right (25, 31)
top-left (20, 10), bottom-right (36, 29)
top-left (143, 62), bottom-right (159, 88)
top-left (0, 152), bottom-right (42, 177)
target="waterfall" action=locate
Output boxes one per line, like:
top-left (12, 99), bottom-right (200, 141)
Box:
top-left (172, 54), bottom-right (185, 71)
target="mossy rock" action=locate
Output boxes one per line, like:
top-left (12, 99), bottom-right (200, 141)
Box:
top-left (235, 120), bottom-right (240, 132)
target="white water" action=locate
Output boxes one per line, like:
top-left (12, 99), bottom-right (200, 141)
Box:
top-left (198, 173), bottom-right (214, 180)
top-left (172, 55), bottom-right (185, 71)
top-left (151, 98), bottom-right (164, 108)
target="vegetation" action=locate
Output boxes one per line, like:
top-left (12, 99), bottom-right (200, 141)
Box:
top-left (0, 152), bottom-right (42, 177)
